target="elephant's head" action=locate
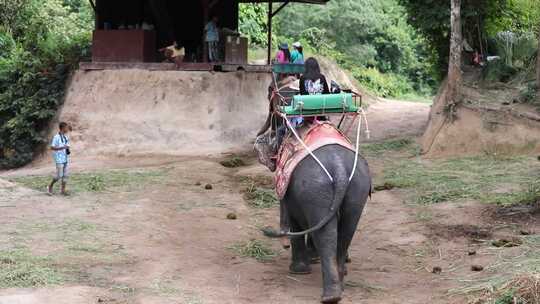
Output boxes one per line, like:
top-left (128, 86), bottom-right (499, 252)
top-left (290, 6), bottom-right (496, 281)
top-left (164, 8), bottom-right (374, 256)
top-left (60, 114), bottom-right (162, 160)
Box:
top-left (254, 132), bottom-right (278, 172)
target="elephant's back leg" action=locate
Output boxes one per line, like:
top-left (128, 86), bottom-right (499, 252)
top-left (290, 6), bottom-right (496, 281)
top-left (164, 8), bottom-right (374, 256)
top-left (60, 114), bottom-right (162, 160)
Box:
top-left (310, 215), bottom-right (343, 302)
top-left (337, 174), bottom-right (371, 281)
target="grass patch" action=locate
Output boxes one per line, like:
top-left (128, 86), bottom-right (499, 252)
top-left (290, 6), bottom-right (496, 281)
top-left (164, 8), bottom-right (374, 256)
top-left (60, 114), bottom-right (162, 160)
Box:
top-left (484, 182), bottom-right (540, 206)
top-left (381, 156), bottom-right (539, 205)
top-left (229, 239), bottom-right (278, 262)
top-left (243, 183), bottom-right (278, 208)
top-left (67, 243), bottom-right (102, 253)
top-left (238, 174), bottom-right (277, 209)
top-left (220, 156), bottom-right (246, 168)
top-left (485, 275), bottom-right (540, 304)
top-left (362, 138), bottom-right (418, 156)
top-left (12, 218), bottom-right (126, 265)
top-left (110, 283), bottom-right (136, 294)
top-left (10, 168), bottom-right (166, 194)
top-left (15, 218), bottom-right (97, 244)
top-left (149, 278), bottom-right (180, 296)
top-left (451, 236), bottom-right (540, 301)
top-left (236, 175), bottom-right (274, 188)
top-left (393, 93), bottom-right (434, 104)
top-left (0, 248), bottom-right (63, 288)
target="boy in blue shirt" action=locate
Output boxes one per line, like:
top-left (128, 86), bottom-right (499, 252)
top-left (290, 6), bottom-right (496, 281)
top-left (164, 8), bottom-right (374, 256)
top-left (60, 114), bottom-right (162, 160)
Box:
top-left (47, 122), bottom-right (71, 195)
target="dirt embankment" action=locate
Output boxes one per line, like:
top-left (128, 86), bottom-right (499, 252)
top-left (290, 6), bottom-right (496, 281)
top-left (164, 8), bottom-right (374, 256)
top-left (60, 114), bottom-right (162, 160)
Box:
top-left (50, 70), bottom-right (271, 160)
top-left (424, 104), bottom-right (540, 157)
top-left (423, 69), bottom-right (540, 157)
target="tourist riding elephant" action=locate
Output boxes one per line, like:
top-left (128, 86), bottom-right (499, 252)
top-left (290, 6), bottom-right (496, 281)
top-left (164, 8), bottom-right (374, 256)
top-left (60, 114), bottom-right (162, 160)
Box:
top-left (255, 123), bottom-right (372, 302)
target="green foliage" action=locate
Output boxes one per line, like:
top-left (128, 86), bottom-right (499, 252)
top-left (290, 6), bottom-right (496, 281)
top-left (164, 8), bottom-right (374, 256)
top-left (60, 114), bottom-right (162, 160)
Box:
top-left (0, 0), bottom-right (92, 169)
top-left (483, 59), bottom-right (519, 82)
top-left (229, 239), bottom-right (278, 262)
top-left (273, 0), bottom-right (438, 98)
top-left (219, 155), bottom-right (247, 168)
top-left (362, 138), bottom-right (416, 156)
top-left (492, 31), bottom-right (538, 67)
top-left (400, 0), bottom-right (540, 76)
top-left (243, 183), bottom-right (278, 208)
top-left (87, 175), bottom-right (105, 192)
top-left (238, 3), bottom-right (268, 47)
top-left (494, 291), bottom-right (519, 304)
top-left (351, 67), bottom-right (414, 98)
top-left (485, 0), bottom-right (540, 35)
top-left (0, 248), bottom-right (63, 288)
top-left (10, 168), bottom-right (165, 194)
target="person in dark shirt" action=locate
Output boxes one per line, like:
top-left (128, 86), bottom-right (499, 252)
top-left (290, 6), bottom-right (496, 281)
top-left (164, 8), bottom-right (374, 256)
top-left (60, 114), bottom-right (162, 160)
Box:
top-left (300, 57), bottom-right (330, 95)
top-left (300, 57), bottom-right (330, 123)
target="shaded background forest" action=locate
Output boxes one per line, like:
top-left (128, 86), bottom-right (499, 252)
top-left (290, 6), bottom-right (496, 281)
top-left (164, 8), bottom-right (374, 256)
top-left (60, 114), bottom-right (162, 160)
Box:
top-left (240, 0), bottom-right (540, 98)
top-left (0, 0), bottom-right (539, 168)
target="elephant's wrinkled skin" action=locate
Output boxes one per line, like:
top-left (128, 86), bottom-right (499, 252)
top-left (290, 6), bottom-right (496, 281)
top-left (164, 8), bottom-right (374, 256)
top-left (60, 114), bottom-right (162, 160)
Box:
top-left (258, 141), bottom-right (371, 303)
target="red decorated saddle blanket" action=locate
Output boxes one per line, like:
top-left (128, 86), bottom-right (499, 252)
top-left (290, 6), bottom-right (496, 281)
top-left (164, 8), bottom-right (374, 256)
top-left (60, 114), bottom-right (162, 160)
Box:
top-left (275, 121), bottom-right (355, 200)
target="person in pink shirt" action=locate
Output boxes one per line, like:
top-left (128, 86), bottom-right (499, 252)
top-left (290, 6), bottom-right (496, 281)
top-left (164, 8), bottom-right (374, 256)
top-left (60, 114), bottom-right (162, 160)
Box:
top-left (275, 43), bottom-right (291, 63)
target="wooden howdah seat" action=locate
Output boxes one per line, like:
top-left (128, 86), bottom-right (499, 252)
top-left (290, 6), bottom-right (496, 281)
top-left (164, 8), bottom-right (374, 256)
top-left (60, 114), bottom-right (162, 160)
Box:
top-left (271, 63), bottom-right (362, 117)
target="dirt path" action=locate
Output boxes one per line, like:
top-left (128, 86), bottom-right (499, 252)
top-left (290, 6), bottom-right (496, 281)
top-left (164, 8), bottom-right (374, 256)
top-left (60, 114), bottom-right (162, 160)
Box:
top-left (362, 99), bottom-right (430, 141)
top-left (2, 99), bottom-right (484, 304)
top-left (1, 156), bottom-right (458, 304)
top-left (333, 99), bottom-right (430, 143)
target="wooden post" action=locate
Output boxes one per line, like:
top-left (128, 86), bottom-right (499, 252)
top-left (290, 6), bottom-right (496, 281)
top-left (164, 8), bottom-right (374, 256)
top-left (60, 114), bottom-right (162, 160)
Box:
top-left (267, 0), bottom-right (273, 65)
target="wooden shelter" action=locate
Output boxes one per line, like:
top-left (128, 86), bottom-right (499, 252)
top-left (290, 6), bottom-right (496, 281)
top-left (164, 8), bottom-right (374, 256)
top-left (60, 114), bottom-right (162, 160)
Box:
top-left (87, 0), bottom-right (329, 68)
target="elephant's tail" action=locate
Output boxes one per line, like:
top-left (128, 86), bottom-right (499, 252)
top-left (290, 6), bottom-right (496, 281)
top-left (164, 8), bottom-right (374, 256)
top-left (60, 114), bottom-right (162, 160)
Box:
top-left (285, 167), bottom-right (351, 238)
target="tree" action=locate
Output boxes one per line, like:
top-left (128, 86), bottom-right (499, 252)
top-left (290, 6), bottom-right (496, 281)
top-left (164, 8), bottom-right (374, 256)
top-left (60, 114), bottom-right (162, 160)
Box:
top-left (447, 0), bottom-right (463, 101)
top-left (238, 3), bottom-right (268, 47)
top-left (422, 0), bottom-right (462, 154)
top-left (537, 28), bottom-right (540, 91)
top-left (273, 0), bottom-right (438, 96)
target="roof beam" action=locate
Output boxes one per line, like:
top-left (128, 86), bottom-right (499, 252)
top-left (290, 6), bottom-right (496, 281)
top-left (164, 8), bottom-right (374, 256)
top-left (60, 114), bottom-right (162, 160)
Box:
top-left (271, 0), bottom-right (290, 18)
top-left (238, 0), bottom-right (328, 4)
top-left (88, 0), bottom-right (96, 13)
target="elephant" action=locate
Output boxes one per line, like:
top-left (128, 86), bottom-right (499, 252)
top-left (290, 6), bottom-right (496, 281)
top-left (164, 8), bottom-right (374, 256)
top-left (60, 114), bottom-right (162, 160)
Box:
top-left (255, 131), bottom-right (372, 303)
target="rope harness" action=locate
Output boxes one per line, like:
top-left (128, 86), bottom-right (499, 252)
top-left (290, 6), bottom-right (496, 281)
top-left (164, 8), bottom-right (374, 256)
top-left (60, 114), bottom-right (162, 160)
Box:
top-left (274, 106), bottom-right (369, 183)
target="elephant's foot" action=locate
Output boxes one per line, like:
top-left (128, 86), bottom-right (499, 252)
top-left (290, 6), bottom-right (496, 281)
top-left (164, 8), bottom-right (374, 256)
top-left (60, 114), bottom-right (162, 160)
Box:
top-left (321, 292), bottom-right (341, 303)
top-left (321, 285), bottom-right (342, 303)
top-left (289, 261), bottom-right (312, 275)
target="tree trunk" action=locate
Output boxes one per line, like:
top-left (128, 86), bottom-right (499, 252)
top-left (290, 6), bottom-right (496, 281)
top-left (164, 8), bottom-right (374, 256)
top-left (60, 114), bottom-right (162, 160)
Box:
top-left (447, 0), bottom-right (462, 97)
top-left (421, 0), bottom-right (462, 154)
top-left (537, 28), bottom-right (540, 91)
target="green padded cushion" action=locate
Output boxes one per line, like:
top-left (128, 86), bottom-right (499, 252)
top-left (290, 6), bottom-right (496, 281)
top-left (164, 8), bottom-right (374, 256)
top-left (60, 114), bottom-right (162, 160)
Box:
top-left (280, 93), bottom-right (358, 115)
top-left (272, 63), bottom-right (305, 74)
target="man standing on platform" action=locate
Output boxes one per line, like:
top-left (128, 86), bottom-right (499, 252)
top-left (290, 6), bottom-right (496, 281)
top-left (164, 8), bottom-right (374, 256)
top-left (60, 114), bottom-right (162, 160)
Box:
top-left (205, 15), bottom-right (219, 62)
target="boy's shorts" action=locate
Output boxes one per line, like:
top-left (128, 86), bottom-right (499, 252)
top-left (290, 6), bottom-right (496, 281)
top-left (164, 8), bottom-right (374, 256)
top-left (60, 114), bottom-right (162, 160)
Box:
top-left (55, 163), bottom-right (69, 181)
